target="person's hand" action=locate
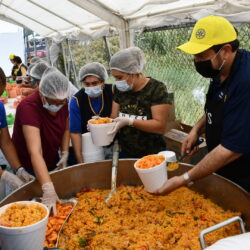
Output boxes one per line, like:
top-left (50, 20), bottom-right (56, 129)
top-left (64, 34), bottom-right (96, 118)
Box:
top-left (181, 131), bottom-right (199, 156)
top-left (41, 182), bottom-right (60, 215)
top-left (16, 166), bottom-right (35, 182)
top-left (108, 117), bottom-right (134, 136)
top-left (1, 171), bottom-right (24, 191)
top-left (56, 151), bottom-right (69, 169)
top-left (153, 176), bottom-right (185, 195)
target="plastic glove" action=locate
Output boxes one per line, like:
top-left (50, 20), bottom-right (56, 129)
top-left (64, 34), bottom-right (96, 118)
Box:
top-left (56, 151), bottom-right (69, 169)
top-left (16, 167), bottom-right (35, 182)
top-left (41, 182), bottom-right (60, 215)
top-left (1, 171), bottom-right (24, 191)
top-left (108, 117), bottom-right (134, 136)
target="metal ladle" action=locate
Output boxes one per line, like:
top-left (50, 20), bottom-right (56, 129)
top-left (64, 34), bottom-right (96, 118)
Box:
top-left (105, 139), bottom-right (119, 203)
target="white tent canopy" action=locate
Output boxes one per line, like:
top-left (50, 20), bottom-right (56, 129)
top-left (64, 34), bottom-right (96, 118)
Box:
top-left (0, 0), bottom-right (250, 47)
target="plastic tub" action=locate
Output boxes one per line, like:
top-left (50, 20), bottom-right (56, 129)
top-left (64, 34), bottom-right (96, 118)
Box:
top-left (0, 201), bottom-right (49, 250)
top-left (134, 155), bottom-right (167, 193)
top-left (88, 119), bottom-right (116, 146)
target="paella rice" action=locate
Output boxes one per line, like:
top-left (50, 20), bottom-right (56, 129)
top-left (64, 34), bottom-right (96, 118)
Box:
top-left (136, 155), bottom-right (165, 169)
top-left (0, 203), bottom-right (47, 227)
top-left (89, 117), bottom-right (113, 124)
top-left (59, 186), bottom-right (241, 250)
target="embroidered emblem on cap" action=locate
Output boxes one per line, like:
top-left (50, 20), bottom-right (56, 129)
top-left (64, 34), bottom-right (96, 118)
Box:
top-left (196, 29), bottom-right (206, 39)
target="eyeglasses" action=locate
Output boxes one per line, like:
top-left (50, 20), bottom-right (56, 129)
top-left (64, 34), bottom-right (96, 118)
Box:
top-left (82, 80), bottom-right (102, 87)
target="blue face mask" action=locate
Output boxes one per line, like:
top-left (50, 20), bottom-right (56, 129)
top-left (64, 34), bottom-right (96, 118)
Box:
top-left (43, 102), bottom-right (64, 113)
top-left (85, 85), bottom-right (103, 98)
top-left (115, 80), bottom-right (133, 92)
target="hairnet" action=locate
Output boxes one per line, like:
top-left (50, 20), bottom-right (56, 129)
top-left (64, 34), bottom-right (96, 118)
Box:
top-left (79, 62), bottom-right (108, 82)
top-left (30, 56), bottom-right (41, 65)
top-left (109, 47), bottom-right (146, 74)
top-left (39, 67), bottom-right (70, 99)
top-left (27, 63), bottom-right (35, 75)
top-left (30, 61), bottom-right (49, 80)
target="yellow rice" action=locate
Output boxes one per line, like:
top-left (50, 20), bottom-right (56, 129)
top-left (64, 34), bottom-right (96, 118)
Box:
top-left (59, 186), bottom-right (241, 250)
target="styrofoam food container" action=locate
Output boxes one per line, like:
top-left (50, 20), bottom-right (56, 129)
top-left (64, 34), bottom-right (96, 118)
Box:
top-left (82, 149), bottom-right (105, 163)
top-left (158, 151), bottom-right (177, 162)
top-left (88, 119), bottom-right (116, 146)
top-left (134, 155), bottom-right (167, 193)
top-left (82, 132), bottom-right (103, 154)
top-left (0, 201), bottom-right (49, 250)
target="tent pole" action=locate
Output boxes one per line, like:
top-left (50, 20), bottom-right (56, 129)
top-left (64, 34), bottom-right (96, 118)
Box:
top-left (61, 41), bottom-right (69, 79)
top-left (67, 39), bottom-right (78, 86)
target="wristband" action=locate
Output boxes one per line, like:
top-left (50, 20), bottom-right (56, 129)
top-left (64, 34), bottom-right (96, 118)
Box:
top-left (183, 172), bottom-right (194, 187)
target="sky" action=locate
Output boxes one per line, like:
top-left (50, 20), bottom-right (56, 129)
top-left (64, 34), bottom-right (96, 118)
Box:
top-left (0, 20), bottom-right (24, 75)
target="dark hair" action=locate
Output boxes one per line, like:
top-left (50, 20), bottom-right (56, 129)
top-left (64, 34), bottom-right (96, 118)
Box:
top-left (13, 56), bottom-right (22, 64)
top-left (0, 67), bottom-right (6, 86)
top-left (211, 39), bottom-right (240, 53)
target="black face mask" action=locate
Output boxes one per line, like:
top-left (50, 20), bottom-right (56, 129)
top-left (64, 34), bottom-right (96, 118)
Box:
top-left (194, 60), bottom-right (222, 78)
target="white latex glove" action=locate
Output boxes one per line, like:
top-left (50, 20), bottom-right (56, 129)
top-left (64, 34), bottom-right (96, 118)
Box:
top-left (56, 151), bottom-right (69, 169)
top-left (1, 171), bottom-right (24, 191)
top-left (41, 182), bottom-right (60, 215)
top-left (108, 117), bottom-right (134, 136)
top-left (16, 167), bottom-right (35, 182)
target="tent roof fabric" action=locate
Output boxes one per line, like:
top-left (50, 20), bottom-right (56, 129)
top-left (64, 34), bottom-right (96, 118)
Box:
top-left (0, 0), bottom-right (249, 41)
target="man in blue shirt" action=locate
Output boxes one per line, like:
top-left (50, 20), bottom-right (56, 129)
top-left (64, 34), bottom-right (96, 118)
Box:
top-left (157, 15), bottom-right (250, 194)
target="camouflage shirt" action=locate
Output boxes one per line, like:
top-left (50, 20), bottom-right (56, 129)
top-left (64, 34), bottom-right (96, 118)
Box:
top-left (113, 77), bottom-right (170, 157)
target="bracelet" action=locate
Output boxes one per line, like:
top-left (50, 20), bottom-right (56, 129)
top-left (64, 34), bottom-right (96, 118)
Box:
top-left (183, 172), bottom-right (194, 187)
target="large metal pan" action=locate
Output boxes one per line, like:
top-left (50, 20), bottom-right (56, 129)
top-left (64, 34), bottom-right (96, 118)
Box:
top-left (1, 160), bottom-right (250, 230)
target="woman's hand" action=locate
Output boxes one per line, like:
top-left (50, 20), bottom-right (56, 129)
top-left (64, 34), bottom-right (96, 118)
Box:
top-left (108, 117), bottom-right (134, 136)
top-left (1, 170), bottom-right (24, 191)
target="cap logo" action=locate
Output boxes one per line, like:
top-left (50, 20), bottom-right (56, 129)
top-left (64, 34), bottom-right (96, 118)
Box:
top-left (196, 29), bottom-right (206, 39)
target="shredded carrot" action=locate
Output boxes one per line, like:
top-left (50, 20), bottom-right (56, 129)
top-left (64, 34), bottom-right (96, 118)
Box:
top-left (44, 202), bottom-right (73, 248)
top-left (136, 155), bottom-right (165, 169)
top-left (89, 117), bottom-right (113, 124)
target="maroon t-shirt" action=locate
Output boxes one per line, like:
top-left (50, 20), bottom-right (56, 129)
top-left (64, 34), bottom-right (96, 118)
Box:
top-left (12, 91), bottom-right (68, 172)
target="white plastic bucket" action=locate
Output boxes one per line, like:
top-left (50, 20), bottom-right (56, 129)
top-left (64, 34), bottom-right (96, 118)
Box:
top-left (82, 132), bottom-right (103, 154)
top-left (158, 151), bottom-right (177, 162)
top-left (134, 155), bottom-right (168, 193)
top-left (88, 119), bottom-right (116, 146)
top-left (0, 201), bottom-right (49, 250)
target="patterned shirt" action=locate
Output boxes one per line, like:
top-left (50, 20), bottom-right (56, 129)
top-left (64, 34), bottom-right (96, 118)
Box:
top-left (113, 77), bottom-right (170, 157)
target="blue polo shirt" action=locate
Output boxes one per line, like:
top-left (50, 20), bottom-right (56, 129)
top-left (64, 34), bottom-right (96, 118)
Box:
top-left (0, 102), bottom-right (7, 129)
top-left (210, 49), bottom-right (250, 155)
top-left (69, 96), bottom-right (102, 133)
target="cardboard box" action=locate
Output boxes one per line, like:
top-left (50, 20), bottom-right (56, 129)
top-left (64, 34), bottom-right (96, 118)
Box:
top-left (164, 129), bottom-right (207, 165)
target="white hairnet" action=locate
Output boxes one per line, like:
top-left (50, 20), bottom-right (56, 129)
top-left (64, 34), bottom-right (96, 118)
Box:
top-left (79, 62), bottom-right (108, 82)
top-left (30, 61), bottom-right (49, 80)
top-left (27, 63), bottom-right (35, 75)
top-left (30, 56), bottom-right (41, 65)
top-left (110, 47), bottom-right (146, 74)
top-left (39, 67), bottom-right (70, 99)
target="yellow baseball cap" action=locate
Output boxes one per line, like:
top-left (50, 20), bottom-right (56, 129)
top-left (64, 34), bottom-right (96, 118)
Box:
top-left (9, 54), bottom-right (15, 60)
top-left (177, 15), bottom-right (237, 55)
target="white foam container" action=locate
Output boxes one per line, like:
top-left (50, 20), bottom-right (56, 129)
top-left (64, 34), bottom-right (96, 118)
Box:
top-left (83, 149), bottom-right (105, 163)
top-left (158, 151), bottom-right (177, 162)
top-left (88, 119), bottom-right (116, 146)
top-left (82, 132), bottom-right (103, 154)
top-left (134, 155), bottom-right (168, 193)
top-left (0, 201), bottom-right (49, 250)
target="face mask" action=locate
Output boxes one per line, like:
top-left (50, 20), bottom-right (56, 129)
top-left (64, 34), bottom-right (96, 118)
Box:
top-left (194, 49), bottom-right (225, 78)
top-left (43, 102), bottom-right (64, 113)
top-left (115, 80), bottom-right (133, 92)
top-left (84, 85), bottom-right (103, 98)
